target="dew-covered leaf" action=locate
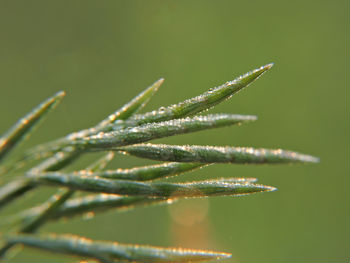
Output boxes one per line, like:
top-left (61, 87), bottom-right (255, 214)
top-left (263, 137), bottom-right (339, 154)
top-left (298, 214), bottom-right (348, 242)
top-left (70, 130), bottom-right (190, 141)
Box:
top-left (3, 177), bottom-right (259, 227)
top-left (117, 143), bottom-right (320, 164)
top-left (30, 172), bottom-right (276, 197)
top-left (126, 64), bottom-right (273, 125)
top-left (93, 162), bottom-right (205, 181)
top-left (6, 233), bottom-right (232, 262)
top-left (0, 179), bottom-right (33, 210)
top-left (0, 91), bottom-right (65, 163)
top-left (73, 114), bottom-right (257, 150)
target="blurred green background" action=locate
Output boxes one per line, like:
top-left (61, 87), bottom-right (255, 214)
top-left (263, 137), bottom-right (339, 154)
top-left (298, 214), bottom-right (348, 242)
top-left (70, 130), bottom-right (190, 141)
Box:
top-left (0, 0), bottom-right (349, 262)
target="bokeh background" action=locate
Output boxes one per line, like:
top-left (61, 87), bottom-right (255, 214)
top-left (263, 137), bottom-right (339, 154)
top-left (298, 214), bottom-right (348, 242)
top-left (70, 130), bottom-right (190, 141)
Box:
top-left (0, 1), bottom-right (349, 262)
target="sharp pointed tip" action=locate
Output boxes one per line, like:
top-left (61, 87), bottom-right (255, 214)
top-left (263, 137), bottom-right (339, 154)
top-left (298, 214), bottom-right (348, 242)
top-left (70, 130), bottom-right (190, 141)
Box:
top-left (257, 63), bottom-right (274, 74)
top-left (267, 186), bottom-right (278, 192)
top-left (202, 251), bottom-right (231, 260)
top-left (265, 62), bottom-right (274, 69)
top-left (303, 155), bottom-right (320, 163)
top-left (290, 151), bottom-right (320, 163)
top-left (54, 91), bottom-right (66, 101)
top-left (254, 184), bottom-right (277, 193)
top-left (156, 78), bottom-right (165, 85)
top-left (247, 115), bottom-right (258, 121)
top-left (235, 63), bottom-right (274, 85)
top-left (216, 252), bottom-right (232, 259)
top-left (152, 78), bottom-right (165, 91)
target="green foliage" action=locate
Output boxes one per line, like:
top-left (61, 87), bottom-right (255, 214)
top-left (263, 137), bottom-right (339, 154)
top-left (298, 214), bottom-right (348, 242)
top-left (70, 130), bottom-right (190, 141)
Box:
top-left (0, 64), bottom-right (318, 262)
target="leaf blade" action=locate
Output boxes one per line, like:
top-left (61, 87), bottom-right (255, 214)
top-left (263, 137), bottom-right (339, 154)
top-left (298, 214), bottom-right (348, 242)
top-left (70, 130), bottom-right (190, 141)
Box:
top-left (127, 64), bottom-right (273, 125)
top-left (116, 143), bottom-right (320, 164)
top-left (6, 233), bottom-right (232, 262)
top-left (96, 162), bottom-right (205, 181)
top-left (0, 91), bottom-right (65, 162)
top-left (30, 172), bottom-right (276, 198)
top-left (73, 114), bottom-right (257, 150)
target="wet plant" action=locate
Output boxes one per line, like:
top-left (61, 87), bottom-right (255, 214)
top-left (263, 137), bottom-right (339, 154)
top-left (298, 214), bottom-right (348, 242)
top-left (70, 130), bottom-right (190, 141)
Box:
top-left (0, 64), bottom-right (318, 262)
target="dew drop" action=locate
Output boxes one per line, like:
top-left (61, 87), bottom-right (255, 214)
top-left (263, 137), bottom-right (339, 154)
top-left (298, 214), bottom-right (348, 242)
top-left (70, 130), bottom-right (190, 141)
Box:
top-left (207, 88), bottom-right (215, 94)
top-left (158, 107), bottom-right (166, 114)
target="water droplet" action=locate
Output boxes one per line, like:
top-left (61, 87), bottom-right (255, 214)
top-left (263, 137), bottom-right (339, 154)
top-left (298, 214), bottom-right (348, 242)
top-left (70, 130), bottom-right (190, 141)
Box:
top-left (207, 88), bottom-right (215, 94)
top-left (158, 107), bottom-right (166, 114)
top-left (129, 127), bottom-right (140, 133)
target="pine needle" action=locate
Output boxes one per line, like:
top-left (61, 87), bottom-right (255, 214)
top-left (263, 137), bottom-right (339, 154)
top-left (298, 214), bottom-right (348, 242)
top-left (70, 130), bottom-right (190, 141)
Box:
top-left (127, 64), bottom-right (273, 125)
top-left (6, 233), bottom-right (232, 262)
top-left (0, 91), bottom-right (65, 163)
top-left (30, 172), bottom-right (276, 197)
top-left (117, 143), bottom-right (320, 164)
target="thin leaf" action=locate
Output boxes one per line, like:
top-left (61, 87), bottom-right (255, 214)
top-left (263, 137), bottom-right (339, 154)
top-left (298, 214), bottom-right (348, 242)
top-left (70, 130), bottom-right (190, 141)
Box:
top-left (0, 179), bottom-right (34, 209)
top-left (0, 91), bottom-right (65, 162)
top-left (2, 177), bottom-right (258, 227)
top-left (93, 162), bottom-right (205, 181)
top-left (6, 233), bottom-right (232, 262)
top-left (20, 151), bottom-right (116, 228)
top-left (72, 114), bottom-right (257, 150)
top-left (98, 78), bottom-right (164, 127)
top-left (30, 172), bottom-right (276, 197)
top-left (29, 147), bottom-right (81, 174)
top-left (126, 64), bottom-right (273, 125)
top-left (117, 143), bottom-right (320, 164)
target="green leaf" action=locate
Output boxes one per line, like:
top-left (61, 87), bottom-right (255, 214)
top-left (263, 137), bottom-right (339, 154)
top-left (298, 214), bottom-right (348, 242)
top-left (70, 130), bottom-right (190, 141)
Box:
top-left (30, 172), bottom-right (276, 197)
top-left (19, 151), bottom-right (116, 229)
top-left (0, 91), bottom-right (65, 162)
top-left (127, 64), bottom-right (273, 125)
top-left (6, 233), bottom-right (232, 262)
top-left (72, 114), bottom-right (257, 150)
top-left (117, 143), bottom-right (320, 164)
top-left (0, 179), bottom-right (34, 210)
top-left (2, 177), bottom-right (258, 227)
top-left (29, 147), bottom-right (82, 174)
top-left (93, 162), bottom-right (205, 181)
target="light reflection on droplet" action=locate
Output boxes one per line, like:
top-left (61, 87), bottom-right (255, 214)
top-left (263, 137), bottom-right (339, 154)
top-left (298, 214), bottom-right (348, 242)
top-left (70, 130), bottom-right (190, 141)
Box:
top-left (168, 194), bottom-right (209, 227)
